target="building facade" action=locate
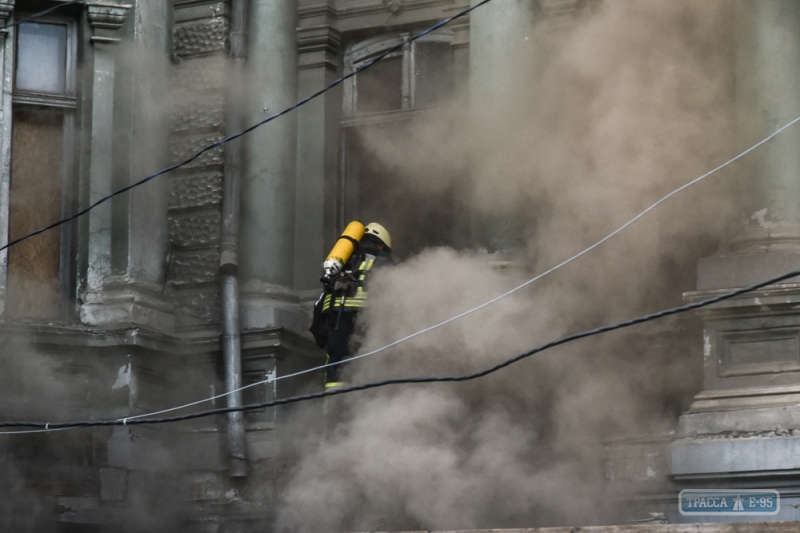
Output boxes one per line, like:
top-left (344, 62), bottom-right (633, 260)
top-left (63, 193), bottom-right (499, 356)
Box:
top-left (2, 0), bottom-right (800, 531)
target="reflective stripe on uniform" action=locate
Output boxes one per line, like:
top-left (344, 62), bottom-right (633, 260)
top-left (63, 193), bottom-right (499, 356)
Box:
top-left (321, 257), bottom-right (374, 312)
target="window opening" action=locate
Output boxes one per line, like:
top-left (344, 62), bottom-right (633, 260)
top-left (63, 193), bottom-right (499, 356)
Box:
top-left (340, 32), bottom-right (460, 257)
top-left (15, 22), bottom-right (68, 94)
top-left (343, 31), bottom-right (454, 116)
top-left (356, 56), bottom-right (403, 113)
top-left (7, 18), bottom-right (77, 319)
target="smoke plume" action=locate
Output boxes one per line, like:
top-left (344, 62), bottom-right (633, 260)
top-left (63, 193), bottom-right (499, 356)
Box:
top-left (277, 1), bottom-right (739, 531)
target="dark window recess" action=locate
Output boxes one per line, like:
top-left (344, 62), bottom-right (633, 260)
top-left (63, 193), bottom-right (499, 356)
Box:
top-left (344, 122), bottom-right (459, 259)
top-left (8, 108), bottom-right (64, 318)
top-left (242, 371), bottom-right (266, 414)
top-left (414, 42), bottom-right (454, 108)
top-left (356, 56), bottom-right (402, 113)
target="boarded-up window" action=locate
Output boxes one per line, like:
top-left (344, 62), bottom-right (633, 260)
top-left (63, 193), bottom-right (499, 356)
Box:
top-left (7, 20), bottom-right (75, 319)
top-left (7, 109), bottom-right (64, 318)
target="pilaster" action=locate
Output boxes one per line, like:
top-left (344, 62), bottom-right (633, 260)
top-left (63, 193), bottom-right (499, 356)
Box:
top-left (82, 2), bottom-right (177, 330)
top-left (0, 0), bottom-right (13, 316)
top-left (294, 19), bottom-right (341, 292)
top-left (85, 2), bottom-right (129, 295)
top-left (87, 2), bottom-right (131, 43)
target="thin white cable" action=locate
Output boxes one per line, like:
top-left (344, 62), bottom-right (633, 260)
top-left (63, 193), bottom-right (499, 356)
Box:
top-left (262, 114), bottom-right (800, 376)
top-left (122, 113), bottom-right (800, 419)
top-left (3, 115), bottom-right (798, 436)
top-left (0, 426), bottom-right (72, 436)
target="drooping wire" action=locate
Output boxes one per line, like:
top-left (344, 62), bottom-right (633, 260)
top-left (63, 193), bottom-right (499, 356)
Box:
top-left (0, 0), bottom-right (495, 255)
top-left (2, 266), bottom-right (799, 431)
top-left (87, 113), bottom-right (800, 425)
top-left (0, 0), bottom-right (84, 31)
top-left (1, 0), bottom-right (798, 434)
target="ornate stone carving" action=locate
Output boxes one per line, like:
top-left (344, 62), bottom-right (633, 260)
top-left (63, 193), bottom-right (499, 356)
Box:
top-left (87, 2), bottom-right (132, 44)
top-left (169, 249), bottom-right (219, 286)
top-left (171, 97), bottom-right (226, 133)
top-left (297, 25), bottom-right (341, 71)
top-left (169, 170), bottom-right (223, 210)
top-left (171, 55), bottom-right (228, 95)
top-left (173, 18), bottom-right (230, 58)
top-left (168, 210), bottom-right (221, 248)
top-left (0, 0), bottom-right (14, 25)
top-left (173, 286), bottom-right (221, 326)
top-left (169, 133), bottom-right (225, 169)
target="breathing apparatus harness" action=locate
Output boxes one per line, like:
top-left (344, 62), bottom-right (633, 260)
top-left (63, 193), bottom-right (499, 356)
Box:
top-left (325, 241), bottom-right (364, 330)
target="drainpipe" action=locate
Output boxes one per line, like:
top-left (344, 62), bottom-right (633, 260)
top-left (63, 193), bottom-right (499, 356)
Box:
top-left (220, 0), bottom-right (249, 479)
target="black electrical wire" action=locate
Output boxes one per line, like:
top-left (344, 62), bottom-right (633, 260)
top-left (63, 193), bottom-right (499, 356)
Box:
top-left (3, 267), bottom-right (799, 431)
top-left (0, 0), bottom-right (495, 255)
top-left (0, 0), bottom-right (84, 31)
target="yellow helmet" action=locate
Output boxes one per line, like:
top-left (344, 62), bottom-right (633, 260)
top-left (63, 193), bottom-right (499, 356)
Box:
top-left (364, 222), bottom-right (392, 250)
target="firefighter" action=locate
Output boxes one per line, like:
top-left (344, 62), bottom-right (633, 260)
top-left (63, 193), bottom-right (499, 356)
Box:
top-left (313, 222), bottom-right (392, 390)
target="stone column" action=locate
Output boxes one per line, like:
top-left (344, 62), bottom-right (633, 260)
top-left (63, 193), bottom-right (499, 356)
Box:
top-left (673, 2), bottom-right (800, 515)
top-left (469, 0), bottom-right (535, 111)
top-left (293, 20), bottom-right (341, 293)
top-left (735, 0), bottom-right (800, 233)
top-left (0, 0), bottom-right (14, 316)
top-left (240, 0), bottom-right (303, 332)
top-left (468, 0), bottom-right (535, 251)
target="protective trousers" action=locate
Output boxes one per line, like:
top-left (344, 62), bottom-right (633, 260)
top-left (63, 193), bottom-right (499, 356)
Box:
top-left (325, 312), bottom-right (356, 385)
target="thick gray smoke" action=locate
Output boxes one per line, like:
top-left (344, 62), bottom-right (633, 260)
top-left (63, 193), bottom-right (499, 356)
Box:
top-left (277, 1), bottom-right (738, 531)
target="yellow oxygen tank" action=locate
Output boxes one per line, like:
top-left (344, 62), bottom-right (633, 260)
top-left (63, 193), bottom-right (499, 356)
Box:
top-left (322, 221), bottom-right (365, 280)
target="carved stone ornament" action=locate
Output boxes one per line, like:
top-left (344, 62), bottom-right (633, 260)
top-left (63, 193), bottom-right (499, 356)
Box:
top-left (88, 2), bottom-right (132, 44)
top-left (0, 0), bottom-right (14, 26)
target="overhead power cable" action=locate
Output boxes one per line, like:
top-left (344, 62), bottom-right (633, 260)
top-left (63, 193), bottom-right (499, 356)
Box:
top-left (85, 113), bottom-right (800, 425)
top-left (2, 1), bottom-right (799, 434)
top-left (2, 266), bottom-right (799, 432)
top-left (0, 0), bottom-right (84, 31)
top-left (0, 0), bottom-right (495, 255)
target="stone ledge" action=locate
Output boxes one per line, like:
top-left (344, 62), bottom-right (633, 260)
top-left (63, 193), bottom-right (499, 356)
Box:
top-left (672, 434), bottom-right (800, 476)
top-left (80, 278), bottom-right (176, 332)
top-left (696, 252), bottom-right (800, 291)
top-left (363, 523), bottom-right (800, 533)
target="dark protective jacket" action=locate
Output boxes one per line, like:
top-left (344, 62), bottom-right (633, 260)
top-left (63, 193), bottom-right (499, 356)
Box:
top-left (321, 254), bottom-right (375, 313)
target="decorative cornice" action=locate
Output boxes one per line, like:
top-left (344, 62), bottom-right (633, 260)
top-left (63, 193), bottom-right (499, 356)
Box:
top-left (12, 91), bottom-right (77, 108)
top-left (0, 0), bottom-right (14, 25)
top-left (336, 0), bottom-right (451, 18)
top-left (297, 24), bottom-right (341, 54)
top-left (297, 24), bottom-right (341, 71)
top-left (88, 2), bottom-right (132, 44)
top-left (298, 0), bottom-right (452, 22)
top-left (297, 2), bottom-right (336, 20)
top-left (449, 18), bottom-right (469, 49)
